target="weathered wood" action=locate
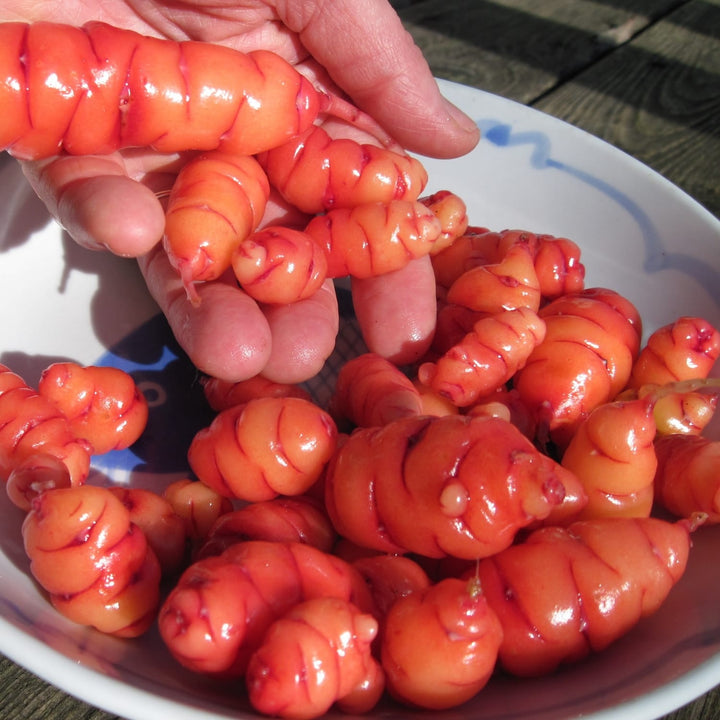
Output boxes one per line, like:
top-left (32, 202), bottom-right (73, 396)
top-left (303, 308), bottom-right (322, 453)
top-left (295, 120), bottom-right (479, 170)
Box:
top-left (661, 687), bottom-right (720, 720)
top-left (392, 0), bottom-right (687, 102)
top-left (0, 655), bottom-right (119, 720)
top-left (534, 0), bottom-right (720, 217)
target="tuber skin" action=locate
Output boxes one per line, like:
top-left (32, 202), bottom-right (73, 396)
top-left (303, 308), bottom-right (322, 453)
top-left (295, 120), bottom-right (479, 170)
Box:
top-left (22, 485), bottom-right (161, 637)
top-left (0, 364), bottom-right (91, 510)
top-left (196, 496), bottom-right (337, 559)
top-left (381, 576), bottom-right (503, 709)
top-left (627, 316), bottom-right (720, 390)
top-left (246, 597), bottom-right (384, 720)
top-left (561, 397), bottom-right (657, 520)
top-left (325, 413), bottom-right (586, 559)
top-left (475, 515), bottom-right (697, 677)
top-left (158, 540), bottom-right (377, 677)
top-left (654, 434), bottom-right (720, 523)
top-left (329, 352), bottom-right (424, 428)
top-left (38, 362), bottom-right (148, 455)
top-left (188, 396), bottom-right (338, 502)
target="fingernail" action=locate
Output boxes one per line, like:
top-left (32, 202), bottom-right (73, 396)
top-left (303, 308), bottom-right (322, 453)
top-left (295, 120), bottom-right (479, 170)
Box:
top-left (443, 97), bottom-right (479, 135)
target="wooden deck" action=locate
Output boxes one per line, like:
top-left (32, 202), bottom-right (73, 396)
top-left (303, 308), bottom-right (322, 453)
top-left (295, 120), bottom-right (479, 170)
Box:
top-left (1, 2), bottom-right (719, 719)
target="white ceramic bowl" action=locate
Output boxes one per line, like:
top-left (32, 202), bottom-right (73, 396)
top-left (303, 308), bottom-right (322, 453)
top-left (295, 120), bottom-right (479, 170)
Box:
top-left (0, 79), bottom-right (719, 720)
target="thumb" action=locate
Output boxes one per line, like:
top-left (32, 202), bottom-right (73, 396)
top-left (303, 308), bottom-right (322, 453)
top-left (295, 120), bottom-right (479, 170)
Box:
top-left (282, 0), bottom-right (479, 158)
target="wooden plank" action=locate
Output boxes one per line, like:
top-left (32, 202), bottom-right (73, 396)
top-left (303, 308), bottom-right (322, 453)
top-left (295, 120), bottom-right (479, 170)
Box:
top-left (391, 0), bottom-right (686, 102)
top-left (0, 655), bottom-right (117, 720)
top-left (533, 0), bottom-right (720, 217)
top-left (662, 687), bottom-right (720, 720)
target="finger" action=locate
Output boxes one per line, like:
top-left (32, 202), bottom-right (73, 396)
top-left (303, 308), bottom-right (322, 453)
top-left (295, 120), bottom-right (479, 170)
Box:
top-left (352, 255), bottom-right (437, 365)
top-left (21, 155), bottom-right (166, 256)
top-left (260, 280), bottom-right (340, 384)
top-left (137, 247), bottom-right (272, 381)
top-left (281, 0), bottom-right (479, 158)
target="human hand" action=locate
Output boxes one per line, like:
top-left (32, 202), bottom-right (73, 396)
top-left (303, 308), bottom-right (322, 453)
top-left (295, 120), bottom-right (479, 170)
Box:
top-left (5, 0), bottom-right (479, 383)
